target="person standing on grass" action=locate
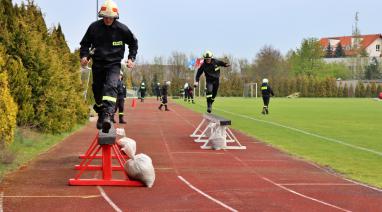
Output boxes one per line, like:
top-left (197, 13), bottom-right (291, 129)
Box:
top-left (194, 50), bottom-right (230, 113)
top-left (186, 84), bottom-right (195, 104)
top-left (261, 78), bottom-right (274, 115)
top-left (184, 82), bottom-right (189, 101)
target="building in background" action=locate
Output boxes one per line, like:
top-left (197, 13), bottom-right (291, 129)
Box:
top-left (320, 34), bottom-right (382, 58)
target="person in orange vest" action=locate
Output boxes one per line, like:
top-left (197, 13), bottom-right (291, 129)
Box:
top-left (80, 0), bottom-right (138, 133)
top-left (261, 78), bottom-right (274, 115)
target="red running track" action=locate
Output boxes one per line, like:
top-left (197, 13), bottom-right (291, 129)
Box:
top-left (1, 98), bottom-right (382, 211)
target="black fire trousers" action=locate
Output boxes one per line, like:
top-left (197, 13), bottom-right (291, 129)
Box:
top-left (92, 61), bottom-right (121, 115)
top-left (115, 98), bottom-right (125, 117)
top-left (262, 96), bottom-right (270, 107)
top-left (206, 79), bottom-right (219, 103)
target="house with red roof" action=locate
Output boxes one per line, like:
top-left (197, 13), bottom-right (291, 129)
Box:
top-left (319, 34), bottom-right (382, 57)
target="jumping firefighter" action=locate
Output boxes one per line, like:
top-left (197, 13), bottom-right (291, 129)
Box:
top-left (261, 78), bottom-right (274, 115)
top-left (112, 71), bottom-right (127, 124)
top-left (158, 81), bottom-right (171, 111)
top-left (194, 51), bottom-right (230, 113)
top-left (155, 82), bottom-right (161, 101)
top-left (139, 82), bottom-right (146, 102)
top-left (80, 0), bottom-right (138, 133)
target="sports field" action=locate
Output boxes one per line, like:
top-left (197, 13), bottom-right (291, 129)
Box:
top-left (176, 97), bottom-right (382, 188)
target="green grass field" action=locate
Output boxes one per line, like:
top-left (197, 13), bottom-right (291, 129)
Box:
top-left (175, 97), bottom-right (382, 188)
top-left (0, 125), bottom-right (84, 181)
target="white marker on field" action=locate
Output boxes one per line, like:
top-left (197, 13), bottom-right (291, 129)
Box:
top-left (216, 108), bottom-right (382, 157)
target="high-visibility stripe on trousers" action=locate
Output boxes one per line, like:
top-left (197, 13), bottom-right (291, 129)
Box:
top-left (92, 61), bottom-right (121, 115)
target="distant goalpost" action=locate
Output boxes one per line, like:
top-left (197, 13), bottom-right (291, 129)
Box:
top-left (243, 83), bottom-right (258, 98)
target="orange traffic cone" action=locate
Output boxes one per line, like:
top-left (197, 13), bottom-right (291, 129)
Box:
top-left (131, 98), bottom-right (137, 108)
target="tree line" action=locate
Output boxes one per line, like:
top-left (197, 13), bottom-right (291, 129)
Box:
top-left (129, 38), bottom-right (381, 97)
top-left (0, 0), bottom-right (88, 148)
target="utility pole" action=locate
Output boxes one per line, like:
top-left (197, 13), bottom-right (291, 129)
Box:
top-left (96, 0), bottom-right (99, 20)
top-left (351, 11), bottom-right (361, 79)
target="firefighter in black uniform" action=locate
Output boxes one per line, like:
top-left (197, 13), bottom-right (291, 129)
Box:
top-left (183, 82), bottom-right (189, 101)
top-left (187, 84), bottom-right (195, 104)
top-left (155, 82), bottom-right (161, 101)
top-left (139, 82), bottom-right (146, 102)
top-left (80, 0), bottom-right (137, 133)
top-left (158, 81), bottom-right (171, 111)
top-left (261, 78), bottom-right (274, 115)
top-left (194, 51), bottom-right (230, 113)
top-left (112, 71), bottom-right (127, 123)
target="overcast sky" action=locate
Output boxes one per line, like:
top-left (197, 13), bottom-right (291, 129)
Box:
top-left (13, 0), bottom-right (382, 62)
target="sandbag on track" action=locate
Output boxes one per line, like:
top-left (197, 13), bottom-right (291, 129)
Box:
top-left (124, 153), bottom-right (155, 188)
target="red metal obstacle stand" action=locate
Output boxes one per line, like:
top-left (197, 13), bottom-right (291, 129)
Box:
top-left (75, 135), bottom-right (127, 171)
top-left (68, 126), bottom-right (143, 186)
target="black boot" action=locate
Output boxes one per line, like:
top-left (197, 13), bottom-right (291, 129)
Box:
top-left (261, 107), bottom-right (266, 115)
top-left (207, 101), bottom-right (212, 113)
top-left (165, 105), bottom-right (170, 111)
top-left (265, 107), bottom-right (269, 114)
top-left (96, 113), bottom-right (103, 129)
top-left (119, 115), bottom-right (126, 124)
top-left (158, 104), bottom-right (163, 110)
top-left (102, 113), bottom-right (112, 133)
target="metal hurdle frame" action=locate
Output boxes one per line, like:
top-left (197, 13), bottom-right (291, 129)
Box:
top-left (190, 114), bottom-right (246, 150)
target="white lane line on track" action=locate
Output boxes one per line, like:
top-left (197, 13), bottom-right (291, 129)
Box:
top-left (278, 183), bottom-right (356, 186)
top-left (0, 192), bottom-right (3, 212)
top-left (262, 177), bottom-right (352, 212)
top-left (173, 104), bottom-right (355, 210)
top-left (1, 195), bottom-right (101, 198)
top-left (97, 186), bottom-right (122, 212)
top-left (232, 155), bottom-right (352, 212)
top-left (172, 152), bottom-right (224, 154)
top-left (178, 176), bottom-right (238, 212)
top-left (163, 109), bottom-right (238, 211)
top-left (214, 107), bottom-right (382, 157)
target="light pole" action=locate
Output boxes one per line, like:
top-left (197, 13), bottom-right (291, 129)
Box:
top-left (96, 0), bottom-right (99, 20)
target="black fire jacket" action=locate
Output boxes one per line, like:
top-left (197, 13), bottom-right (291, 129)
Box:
top-left (80, 19), bottom-right (138, 63)
top-left (195, 59), bottom-right (229, 82)
top-left (261, 83), bottom-right (274, 97)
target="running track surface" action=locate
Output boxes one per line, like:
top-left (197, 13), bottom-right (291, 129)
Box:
top-left (1, 98), bottom-right (381, 212)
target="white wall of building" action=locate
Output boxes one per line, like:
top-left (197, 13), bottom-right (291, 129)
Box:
top-left (366, 38), bottom-right (382, 58)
